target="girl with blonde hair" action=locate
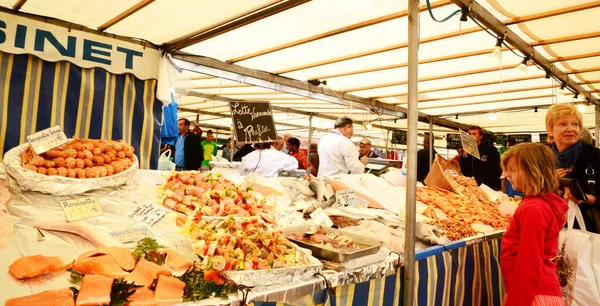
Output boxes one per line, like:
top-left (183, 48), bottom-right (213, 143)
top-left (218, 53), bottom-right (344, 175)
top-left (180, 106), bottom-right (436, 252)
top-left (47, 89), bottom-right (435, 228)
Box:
top-left (500, 143), bottom-right (567, 306)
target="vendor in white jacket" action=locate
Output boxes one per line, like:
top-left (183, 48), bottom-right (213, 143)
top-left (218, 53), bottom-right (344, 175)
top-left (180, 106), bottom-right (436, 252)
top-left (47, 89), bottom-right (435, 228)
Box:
top-left (318, 117), bottom-right (368, 177)
top-left (240, 142), bottom-right (298, 177)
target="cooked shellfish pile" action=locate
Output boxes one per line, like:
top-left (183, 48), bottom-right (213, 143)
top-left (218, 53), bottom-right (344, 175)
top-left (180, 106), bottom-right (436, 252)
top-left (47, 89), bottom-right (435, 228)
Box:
top-left (21, 138), bottom-right (135, 178)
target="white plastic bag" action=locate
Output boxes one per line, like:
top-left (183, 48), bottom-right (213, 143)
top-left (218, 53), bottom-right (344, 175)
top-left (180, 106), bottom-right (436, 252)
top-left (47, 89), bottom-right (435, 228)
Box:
top-left (157, 149), bottom-right (175, 171)
top-left (557, 201), bottom-right (600, 305)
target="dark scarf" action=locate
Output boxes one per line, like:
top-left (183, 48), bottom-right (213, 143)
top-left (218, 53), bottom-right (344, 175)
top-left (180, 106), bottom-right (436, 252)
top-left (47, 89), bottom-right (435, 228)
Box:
top-left (552, 139), bottom-right (583, 169)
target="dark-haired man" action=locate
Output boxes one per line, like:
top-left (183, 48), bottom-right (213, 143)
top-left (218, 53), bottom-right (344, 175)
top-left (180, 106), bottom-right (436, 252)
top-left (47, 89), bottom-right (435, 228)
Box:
top-left (459, 125), bottom-right (502, 190)
top-left (174, 118), bottom-right (203, 170)
top-left (287, 137), bottom-right (307, 169)
top-left (317, 116), bottom-right (367, 177)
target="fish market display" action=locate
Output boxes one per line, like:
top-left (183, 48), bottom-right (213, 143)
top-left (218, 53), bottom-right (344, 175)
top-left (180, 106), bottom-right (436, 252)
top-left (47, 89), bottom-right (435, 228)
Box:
top-left (5, 238), bottom-right (238, 304)
top-left (185, 216), bottom-right (309, 271)
top-left (21, 138), bottom-right (135, 178)
top-left (158, 171), bottom-right (277, 223)
top-left (287, 230), bottom-right (361, 252)
top-left (417, 186), bottom-right (511, 240)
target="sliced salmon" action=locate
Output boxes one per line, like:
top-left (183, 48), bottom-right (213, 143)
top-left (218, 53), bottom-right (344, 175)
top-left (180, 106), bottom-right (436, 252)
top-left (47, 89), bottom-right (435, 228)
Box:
top-left (163, 249), bottom-right (193, 271)
top-left (5, 288), bottom-right (74, 306)
top-left (154, 275), bottom-right (185, 303)
top-left (128, 287), bottom-right (158, 306)
top-left (124, 258), bottom-right (171, 288)
top-left (9, 255), bottom-right (70, 279)
top-left (73, 255), bottom-right (129, 279)
top-left (77, 247), bottom-right (136, 271)
top-left (76, 274), bottom-right (114, 306)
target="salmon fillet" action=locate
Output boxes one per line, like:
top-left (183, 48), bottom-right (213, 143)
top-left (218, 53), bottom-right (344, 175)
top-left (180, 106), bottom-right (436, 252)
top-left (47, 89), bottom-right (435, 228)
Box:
top-left (9, 255), bottom-right (70, 279)
top-left (154, 275), bottom-right (185, 303)
top-left (73, 255), bottom-right (129, 278)
top-left (128, 287), bottom-right (158, 306)
top-left (77, 247), bottom-right (136, 271)
top-left (163, 249), bottom-right (193, 271)
top-left (5, 288), bottom-right (74, 306)
top-left (124, 258), bottom-right (171, 288)
top-left (76, 274), bottom-right (114, 306)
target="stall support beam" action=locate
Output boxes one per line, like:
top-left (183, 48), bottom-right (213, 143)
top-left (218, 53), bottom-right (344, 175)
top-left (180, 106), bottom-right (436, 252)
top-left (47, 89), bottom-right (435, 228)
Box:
top-left (308, 114), bottom-right (314, 150)
top-left (403, 0), bottom-right (419, 305)
top-left (594, 106), bottom-right (600, 148)
top-left (429, 117), bottom-right (433, 165)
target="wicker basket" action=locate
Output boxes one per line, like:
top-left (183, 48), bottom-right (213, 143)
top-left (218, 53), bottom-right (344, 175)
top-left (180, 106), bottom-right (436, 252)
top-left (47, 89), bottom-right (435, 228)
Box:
top-left (424, 155), bottom-right (460, 192)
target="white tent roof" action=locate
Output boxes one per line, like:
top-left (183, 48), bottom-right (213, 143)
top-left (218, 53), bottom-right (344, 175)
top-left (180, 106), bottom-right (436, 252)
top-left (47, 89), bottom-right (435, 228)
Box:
top-left (4, 0), bottom-right (599, 146)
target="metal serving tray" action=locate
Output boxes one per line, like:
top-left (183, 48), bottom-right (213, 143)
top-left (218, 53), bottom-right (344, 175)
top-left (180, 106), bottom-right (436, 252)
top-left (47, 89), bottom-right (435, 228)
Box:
top-left (283, 224), bottom-right (383, 263)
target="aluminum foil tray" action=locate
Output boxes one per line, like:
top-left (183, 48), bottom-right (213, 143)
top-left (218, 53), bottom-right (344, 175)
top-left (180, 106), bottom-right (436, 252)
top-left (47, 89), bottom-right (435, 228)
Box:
top-left (283, 225), bottom-right (383, 263)
top-left (3, 142), bottom-right (138, 196)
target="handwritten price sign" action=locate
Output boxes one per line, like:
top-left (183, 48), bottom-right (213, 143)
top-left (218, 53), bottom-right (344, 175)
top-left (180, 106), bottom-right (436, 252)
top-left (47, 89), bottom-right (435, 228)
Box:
top-left (110, 226), bottom-right (153, 243)
top-left (59, 196), bottom-right (104, 221)
top-left (334, 190), bottom-right (369, 208)
top-left (128, 204), bottom-right (167, 226)
top-left (27, 125), bottom-right (69, 154)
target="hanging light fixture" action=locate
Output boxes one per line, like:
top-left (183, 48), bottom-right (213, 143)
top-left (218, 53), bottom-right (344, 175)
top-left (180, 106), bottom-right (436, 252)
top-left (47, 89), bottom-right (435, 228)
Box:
top-left (455, 114), bottom-right (459, 120)
top-left (534, 106), bottom-right (538, 113)
top-left (577, 104), bottom-right (587, 113)
top-left (489, 111), bottom-right (497, 121)
top-left (516, 56), bottom-right (529, 74)
top-left (364, 122), bottom-right (373, 130)
top-left (488, 36), bottom-right (503, 64)
top-left (556, 82), bottom-right (567, 97)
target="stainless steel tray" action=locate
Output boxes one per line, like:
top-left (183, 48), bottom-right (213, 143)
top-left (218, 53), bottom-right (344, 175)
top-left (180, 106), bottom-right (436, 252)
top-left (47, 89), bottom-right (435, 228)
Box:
top-left (283, 225), bottom-right (383, 263)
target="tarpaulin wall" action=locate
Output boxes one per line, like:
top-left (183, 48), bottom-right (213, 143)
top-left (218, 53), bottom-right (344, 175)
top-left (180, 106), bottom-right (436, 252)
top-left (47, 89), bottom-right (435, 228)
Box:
top-left (0, 51), bottom-right (162, 169)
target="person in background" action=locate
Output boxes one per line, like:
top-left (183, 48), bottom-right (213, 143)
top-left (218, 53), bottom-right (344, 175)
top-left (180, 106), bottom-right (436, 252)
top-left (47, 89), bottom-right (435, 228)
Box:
top-left (222, 138), bottom-right (237, 161)
top-left (500, 143), bottom-right (567, 306)
top-left (460, 126), bottom-right (502, 190)
top-left (417, 135), bottom-right (437, 182)
top-left (308, 143), bottom-right (319, 177)
top-left (581, 127), bottom-right (595, 146)
top-left (273, 136), bottom-right (285, 151)
top-left (239, 142), bottom-right (298, 177)
top-left (546, 104), bottom-right (600, 233)
top-left (173, 118), bottom-right (203, 171)
top-left (233, 143), bottom-right (255, 162)
top-left (358, 138), bottom-right (379, 159)
top-left (287, 137), bottom-right (307, 169)
top-left (201, 130), bottom-right (217, 169)
top-left (282, 134), bottom-right (292, 153)
top-left (318, 116), bottom-right (367, 177)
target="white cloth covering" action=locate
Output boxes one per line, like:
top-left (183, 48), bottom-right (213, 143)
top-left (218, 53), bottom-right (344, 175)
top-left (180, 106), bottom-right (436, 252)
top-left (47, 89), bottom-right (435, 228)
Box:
top-left (240, 148), bottom-right (298, 178)
top-left (317, 131), bottom-right (365, 177)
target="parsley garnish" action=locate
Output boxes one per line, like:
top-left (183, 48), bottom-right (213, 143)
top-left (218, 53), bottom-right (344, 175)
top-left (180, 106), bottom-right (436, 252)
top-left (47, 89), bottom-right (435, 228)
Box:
top-left (109, 279), bottom-right (141, 306)
top-left (133, 238), bottom-right (165, 265)
top-left (178, 265), bottom-right (237, 302)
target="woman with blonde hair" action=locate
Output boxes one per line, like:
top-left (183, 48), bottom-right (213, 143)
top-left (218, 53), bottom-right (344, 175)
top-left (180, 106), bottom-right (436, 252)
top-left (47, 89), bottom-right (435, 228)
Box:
top-left (501, 143), bottom-right (567, 306)
top-left (545, 104), bottom-right (600, 232)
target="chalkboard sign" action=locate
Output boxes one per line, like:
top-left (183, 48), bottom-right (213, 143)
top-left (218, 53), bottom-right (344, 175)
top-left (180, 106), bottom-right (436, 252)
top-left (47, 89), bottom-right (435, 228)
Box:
top-left (460, 129), bottom-right (480, 160)
top-left (229, 101), bottom-right (278, 144)
top-left (494, 134), bottom-right (508, 145)
top-left (539, 133), bottom-right (548, 144)
top-left (446, 133), bottom-right (461, 149)
top-left (508, 134), bottom-right (532, 146)
top-left (391, 130), bottom-right (407, 145)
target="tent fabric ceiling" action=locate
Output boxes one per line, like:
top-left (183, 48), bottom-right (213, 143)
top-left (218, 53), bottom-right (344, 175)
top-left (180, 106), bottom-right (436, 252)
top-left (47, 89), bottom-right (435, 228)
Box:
top-left (2, 0), bottom-right (599, 139)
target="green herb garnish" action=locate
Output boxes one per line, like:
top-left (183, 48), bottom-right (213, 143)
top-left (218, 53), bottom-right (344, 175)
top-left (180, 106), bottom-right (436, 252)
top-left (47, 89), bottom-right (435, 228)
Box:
top-left (178, 265), bottom-right (237, 302)
top-left (67, 267), bottom-right (84, 285)
top-left (133, 238), bottom-right (165, 265)
top-left (109, 279), bottom-right (141, 306)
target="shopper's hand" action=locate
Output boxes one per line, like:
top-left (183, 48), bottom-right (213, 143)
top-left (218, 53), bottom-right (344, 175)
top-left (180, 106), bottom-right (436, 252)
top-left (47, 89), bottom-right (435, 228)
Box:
top-left (557, 168), bottom-right (569, 178)
top-left (360, 156), bottom-right (369, 166)
top-left (564, 188), bottom-right (584, 205)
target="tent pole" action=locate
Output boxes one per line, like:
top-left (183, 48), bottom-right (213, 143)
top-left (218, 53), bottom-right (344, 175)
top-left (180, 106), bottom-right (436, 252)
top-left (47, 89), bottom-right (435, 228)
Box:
top-left (429, 117), bottom-right (433, 165)
top-left (403, 0), bottom-right (419, 305)
top-left (308, 114), bottom-right (314, 151)
top-left (594, 106), bottom-right (600, 148)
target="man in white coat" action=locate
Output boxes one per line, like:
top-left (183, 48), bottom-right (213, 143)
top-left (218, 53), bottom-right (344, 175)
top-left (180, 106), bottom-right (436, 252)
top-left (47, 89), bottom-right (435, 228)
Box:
top-left (317, 117), bottom-right (368, 177)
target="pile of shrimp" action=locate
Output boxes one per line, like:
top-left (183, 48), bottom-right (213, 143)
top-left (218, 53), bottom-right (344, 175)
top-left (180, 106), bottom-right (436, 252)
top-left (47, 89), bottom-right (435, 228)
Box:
top-left (21, 138), bottom-right (135, 178)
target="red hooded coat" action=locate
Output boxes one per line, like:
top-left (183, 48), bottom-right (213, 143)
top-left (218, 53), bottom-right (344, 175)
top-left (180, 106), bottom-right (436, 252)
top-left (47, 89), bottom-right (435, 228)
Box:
top-left (501, 193), bottom-right (568, 306)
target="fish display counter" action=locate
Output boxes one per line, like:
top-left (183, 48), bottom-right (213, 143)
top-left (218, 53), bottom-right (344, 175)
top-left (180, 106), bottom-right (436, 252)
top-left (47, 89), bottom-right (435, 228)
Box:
top-left (0, 156), bottom-right (510, 305)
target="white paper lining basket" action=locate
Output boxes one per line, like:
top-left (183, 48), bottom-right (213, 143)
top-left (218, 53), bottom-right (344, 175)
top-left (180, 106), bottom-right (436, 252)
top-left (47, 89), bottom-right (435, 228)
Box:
top-left (3, 142), bottom-right (138, 196)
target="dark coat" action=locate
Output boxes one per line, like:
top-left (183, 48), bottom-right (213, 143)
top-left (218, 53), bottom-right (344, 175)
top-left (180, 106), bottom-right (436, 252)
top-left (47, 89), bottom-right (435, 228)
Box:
top-left (173, 132), bottom-right (203, 170)
top-left (233, 144), bottom-right (255, 162)
top-left (460, 142), bottom-right (502, 190)
top-left (563, 143), bottom-right (600, 233)
top-left (417, 147), bottom-right (437, 182)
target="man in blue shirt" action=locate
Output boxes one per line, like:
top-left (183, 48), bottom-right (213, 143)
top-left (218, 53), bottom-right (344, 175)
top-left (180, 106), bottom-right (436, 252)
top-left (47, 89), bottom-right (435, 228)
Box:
top-left (173, 118), bottom-right (203, 171)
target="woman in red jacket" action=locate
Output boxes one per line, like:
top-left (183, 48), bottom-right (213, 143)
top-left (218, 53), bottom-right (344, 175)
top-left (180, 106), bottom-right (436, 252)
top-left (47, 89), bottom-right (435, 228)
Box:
top-left (501, 143), bottom-right (568, 306)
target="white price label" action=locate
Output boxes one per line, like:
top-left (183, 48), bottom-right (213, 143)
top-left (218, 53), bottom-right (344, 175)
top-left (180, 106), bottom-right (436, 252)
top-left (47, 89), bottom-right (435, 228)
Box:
top-left (27, 125), bottom-right (69, 154)
top-left (110, 226), bottom-right (153, 243)
top-left (59, 196), bottom-right (104, 222)
top-left (128, 204), bottom-right (167, 226)
top-left (284, 184), bottom-right (303, 201)
top-left (275, 210), bottom-right (305, 227)
top-left (335, 189), bottom-right (368, 208)
top-left (309, 207), bottom-right (333, 227)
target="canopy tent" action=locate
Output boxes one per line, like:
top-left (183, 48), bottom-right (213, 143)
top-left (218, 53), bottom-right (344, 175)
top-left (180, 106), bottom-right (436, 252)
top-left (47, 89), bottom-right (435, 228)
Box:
top-left (0, 0), bottom-right (599, 150)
